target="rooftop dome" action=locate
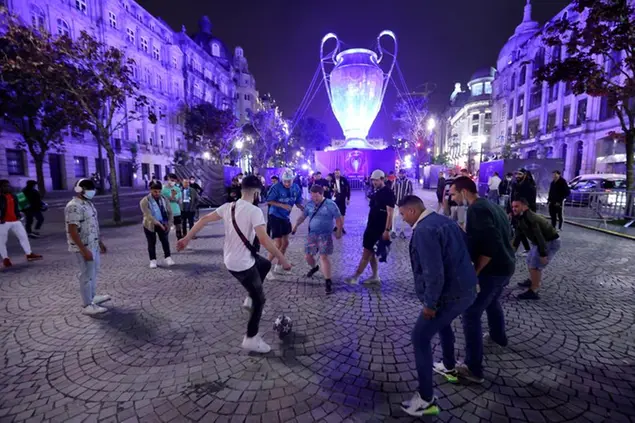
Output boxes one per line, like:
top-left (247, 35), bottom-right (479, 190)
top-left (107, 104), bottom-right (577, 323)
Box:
top-left (469, 67), bottom-right (496, 82)
top-left (496, 0), bottom-right (540, 72)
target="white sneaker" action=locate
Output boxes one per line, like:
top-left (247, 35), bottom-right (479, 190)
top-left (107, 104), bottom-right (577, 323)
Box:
top-left (400, 392), bottom-right (438, 417)
top-left (344, 276), bottom-right (359, 285)
top-left (82, 304), bottom-right (107, 316)
top-left (92, 294), bottom-right (111, 305)
top-left (362, 275), bottom-right (381, 285)
top-left (165, 257), bottom-right (175, 267)
top-left (149, 260), bottom-right (158, 269)
top-left (241, 334), bottom-right (271, 353)
top-left (242, 297), bottom-right (252, 311)
top-left (273, 264), bottom-right (283, 273)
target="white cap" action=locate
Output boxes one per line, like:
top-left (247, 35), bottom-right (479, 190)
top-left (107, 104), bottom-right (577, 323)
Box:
top-left (370, 169), bottom-right (385, 180)
top-left (281, 168), bottom-right (295, 181)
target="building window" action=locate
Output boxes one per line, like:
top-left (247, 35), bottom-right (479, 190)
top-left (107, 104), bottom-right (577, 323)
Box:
top-left (136, 128), bottom-right (142, 143)
top-left (171, 56), bottom-right (178, 69)
top-left (211, 43), bottom-right (220, 57)
top-left (144, 68), bottom-right (151, 85)
top-left (565, 81), bottom-right (572, 96)
top-left (519, 65), bottom-right (527, 87)
top-left (515, 123), bottom-right (522, 140)
top-left (563, 105), bottom-right (571, 127)
top-left (6, 149), bottom-right (25, 175)
top-left (74, 156), bottom-right (87, 177)
top-left (471, 124), bottom-right (479, 136)
top-left (608, 50), bottom-right (621, 77)
top-left (149, 132), bottom-right (154, 145)
top-left (159, 134), bottom-right (165, 146)
top-left (31, 6), bottom-right (46, 29)
top-left (472, 113), bottom-right (479, 122)
top-left (172, 81), bottom-right (179, 98)
top-left (534, 48), bottom-right (545, 70)
top-left (152, 45), bottom-right (160, 61)
top-left (155, 75), bottom-right (162, 91)
top-left (510, 72), bottom-right (516, 90)
top-left (57, 18), bottom-right (70, 37)
top-left (547, 111), bottom-right (556, 132)
top-left (471, 83), bottom-right (483, 97)
top-left (577, 98), bottom-right (588, 125)
top-left (529, 84), bottom-right (542, 110)
top-left (508, 101), bottom-right (514, 120)
top-left (176, 137), bottom-right (182, 148)
top-left (484, 112), bottom-right (492, 120)
top-left (130, 63), bottom-right (138, 79)
top-left (599, 97), bottom-right (615, 121)
top-left (126, 28), bottom-right (135, 44)
top-left (499, 106), bottom-right (505, 122)
top-left (528, 118), bottom-right (540, 137)
top-left (484, 82), bottom-right (492, 95)
top-left (549, 83), bottom-right (559, 103)
top-left (551, 45), bottom-right (561, 63)
top-left (140, 37), bottom-right (148, 53)
top-left (517, 94), bottom-right (525, 115)
top-left (75, 0), bottom-right (87, 14)
top-left (108, 11), bottom-right (117, 28)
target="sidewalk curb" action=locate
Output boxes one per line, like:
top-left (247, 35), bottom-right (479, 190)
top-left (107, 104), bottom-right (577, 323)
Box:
top-left (565, 220), bottom-right (635, 241)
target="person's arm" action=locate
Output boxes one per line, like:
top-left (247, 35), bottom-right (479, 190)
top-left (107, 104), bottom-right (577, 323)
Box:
top-left (530, 216), bottom-right (549, 257)
top-left (413, 228), bottom-right (445, 310)
top-left (254, 225), bottom-right (290, 267)
top-left (181, 210), bottom-right (222, 241)
top-left (511, 221), bottom-right (521, 252)
top-left (292, 214), bottom-right (307, 233)
top-left (139, 198), bottom-right (164, 228)
top-left (265, 186), bottom-right (290, 210)
top-left (67, 224), bottom-right (91, 258)
top-left (385, 207), bottom-right (394, 232)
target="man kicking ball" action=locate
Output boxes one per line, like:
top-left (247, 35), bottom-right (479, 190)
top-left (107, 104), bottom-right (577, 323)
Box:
top-left (292, 185), bottom-right (343, 294)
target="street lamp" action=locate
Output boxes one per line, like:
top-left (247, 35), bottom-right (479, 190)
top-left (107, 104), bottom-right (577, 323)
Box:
top-left (202, 151), bottom-right (211, 160)
top-left (427, 117), bottom-right (436, 132)
top-left (235, 140), bottom-right (244, 150)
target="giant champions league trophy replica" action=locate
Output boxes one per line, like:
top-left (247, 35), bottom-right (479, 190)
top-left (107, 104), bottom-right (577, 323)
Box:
top-left (320, 31), bottom-right (397, 150)
top-left (316, 31), bottom-right (397, 177)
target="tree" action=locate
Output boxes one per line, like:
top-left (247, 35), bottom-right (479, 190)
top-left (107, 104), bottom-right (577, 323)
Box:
top-left (287, 116), bottom-right (330, 165)
top-left (244, 108), bottom-right (287, 169)
top-left (392, 95), bottom-right (430, 156)
top-left (534, 0), bottom-right (635, 190)
top-left (183, 103), bottom-right (240, 162)
top-left (56, 31), bottom-right (149, 224)
top-left (0, 16), bottom-right (83, 197)
top-left (129, 142), bottom-right (140, 181)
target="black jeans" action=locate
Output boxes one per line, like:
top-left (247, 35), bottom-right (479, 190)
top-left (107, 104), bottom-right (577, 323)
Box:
top-left (181, 211), bottom-right (195, 236)
top-left (24, 210), bottom-right (44, 233)
top-left (229, 262), bottom-right (269, 337)
top-left (144, 227), bottom-right (171, 260)
top-left (173, 216), bottom-right (183, 240)
top-left (549, 203), bottom-right (563, 229)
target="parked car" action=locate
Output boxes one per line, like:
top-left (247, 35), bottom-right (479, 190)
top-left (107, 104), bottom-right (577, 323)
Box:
top-left (567, 174), bottom-right (626, 206)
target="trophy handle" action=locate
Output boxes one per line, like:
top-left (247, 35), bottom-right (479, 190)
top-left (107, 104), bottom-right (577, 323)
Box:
top-left (320, 33), bottom-right (340, 106)
top-left (376, 30), bottom-right (397, 100)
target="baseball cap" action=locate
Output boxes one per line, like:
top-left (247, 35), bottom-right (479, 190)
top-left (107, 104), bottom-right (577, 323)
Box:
top-left (281, 168), bottom-right (295, 181)
top-left (370, 169), bottom-right (385, 180)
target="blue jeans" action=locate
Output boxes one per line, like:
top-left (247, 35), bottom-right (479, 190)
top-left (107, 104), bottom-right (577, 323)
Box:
top-left (487, 189), bottom-right (499, 205)
top-left (462, 275), bottom-right (511, 378)
top-left (75, 249), bottom-right (100, 306)
top-left (412, 295), bottom-right (475, 401)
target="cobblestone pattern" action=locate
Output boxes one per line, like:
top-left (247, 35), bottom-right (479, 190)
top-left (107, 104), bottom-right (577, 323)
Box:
top-left (1, 190), bottom-right (634, 423)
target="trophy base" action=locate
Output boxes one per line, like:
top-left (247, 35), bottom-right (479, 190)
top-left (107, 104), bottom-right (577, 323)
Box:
top-left (341, 138), bottom-right (375, 149)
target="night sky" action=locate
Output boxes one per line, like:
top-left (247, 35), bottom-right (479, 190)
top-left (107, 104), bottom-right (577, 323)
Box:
top-left (141, 0), bottom-right (570, 141)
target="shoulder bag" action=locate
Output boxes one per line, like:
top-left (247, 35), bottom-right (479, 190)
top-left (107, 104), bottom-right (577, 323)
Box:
top-left (230, 202), bottom-right (272, 279)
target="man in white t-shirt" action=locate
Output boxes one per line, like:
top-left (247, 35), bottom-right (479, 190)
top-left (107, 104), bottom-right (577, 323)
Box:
top-left (177, 175), bottom-right (291, 353)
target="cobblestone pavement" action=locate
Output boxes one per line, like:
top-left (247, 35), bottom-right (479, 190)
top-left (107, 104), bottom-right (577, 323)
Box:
top-left (1, 190), bottom-right (635, 423)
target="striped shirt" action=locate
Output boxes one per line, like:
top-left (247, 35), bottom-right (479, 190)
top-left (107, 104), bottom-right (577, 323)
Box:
top-left (393, 177), bottom-right (413, 203)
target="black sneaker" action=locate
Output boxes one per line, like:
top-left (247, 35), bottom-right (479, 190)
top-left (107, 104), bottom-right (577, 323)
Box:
top-left (306, 265), bottom-right (320, 278)
top-left (517, 289), bottom-right (540, 300)
top-left (517, 279), bottom-right (531, 288)
top-left (325, 280), bottom-right (333, 295)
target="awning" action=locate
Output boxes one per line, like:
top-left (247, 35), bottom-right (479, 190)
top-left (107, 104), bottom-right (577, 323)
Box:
top-left (596, 154), bottom-right (626, 164)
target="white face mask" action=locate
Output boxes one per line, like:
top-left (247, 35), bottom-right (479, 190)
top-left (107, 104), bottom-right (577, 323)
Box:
top-left (168, 181), bottom-right (175, 187)
top-left (84, 190), bottom-right (96, 200)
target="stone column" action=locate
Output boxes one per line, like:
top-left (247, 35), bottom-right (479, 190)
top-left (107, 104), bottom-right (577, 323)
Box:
top-left (564, 140), bottom-right (577, 180)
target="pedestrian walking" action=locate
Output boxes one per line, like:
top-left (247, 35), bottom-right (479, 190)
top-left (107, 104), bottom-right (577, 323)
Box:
top-left (391, 169), bottom-right (413, 239)
top-left (140, 181), bottom-right (174, 269)
top-left (448, 177), bottom-right (515, 383)
top-left (0, 180), bottom-right (43, 269)
top-left (331, 169), bottom-right (350, 234)
top-left (265, 169), bottom-right (304, 276)
top-left (64, 178), bottom-right (109, 315)
top-left (487, 172), bottom-right (502, 204)
top-left (345, 169), bottom-right (395, 285)
top-left (397, 195), bottom-right (477, 417)
top-left (292, 185), bottom-right (343, 294)
top-left (548, 170), bottom-right (570, 231)
top-left (507, 169), bottom-right (536, 255)
top-left (498, 173), bottom-right (513, 208)
top-left (177, 175), bottom-right (291, 353)
top-left (512, 198), bottom-right (561, 300)
top-left (162, 173), bottom-right (183, 240)
top-left (181, 178), bottom-right (199, 237)
top-left (22, 180), bottom-right (45, 238)
top-left (436, 171), bottom-right (446, 213)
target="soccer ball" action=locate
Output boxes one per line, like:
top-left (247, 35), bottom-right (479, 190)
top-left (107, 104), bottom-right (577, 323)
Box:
top-left (273, 314), bottom-right (292, 339)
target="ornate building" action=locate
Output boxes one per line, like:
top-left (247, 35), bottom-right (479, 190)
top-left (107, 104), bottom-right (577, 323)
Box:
top-left (439, 68), bottom-right (495, 171)
top-left (490, 0), bottom-right (627, 180)
top-left (0, 0), bottom-right (259, 190)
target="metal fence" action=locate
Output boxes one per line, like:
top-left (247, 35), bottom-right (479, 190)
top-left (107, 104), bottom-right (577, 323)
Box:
top-left (536, 191), bottom-right (635, 227)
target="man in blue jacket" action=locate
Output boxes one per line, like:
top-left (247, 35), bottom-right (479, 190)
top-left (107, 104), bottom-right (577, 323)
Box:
top-left (398, 195), bottom-right (477, 417)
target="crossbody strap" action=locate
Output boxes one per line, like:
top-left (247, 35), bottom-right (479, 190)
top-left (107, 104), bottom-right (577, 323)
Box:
top-left (308, 199), bottom-right (326, 233)
top-left (230, 202), bottom-right (258, 258)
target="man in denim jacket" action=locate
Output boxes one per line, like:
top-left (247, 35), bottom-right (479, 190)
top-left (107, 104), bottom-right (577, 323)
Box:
top-left (398, 195), bottom-right (477, 417)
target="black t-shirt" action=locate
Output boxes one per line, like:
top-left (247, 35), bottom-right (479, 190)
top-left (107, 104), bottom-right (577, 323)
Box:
top-left (367, 185), bottom-right (396, 230)
top-left (466, 198), bottom-right (515, 277)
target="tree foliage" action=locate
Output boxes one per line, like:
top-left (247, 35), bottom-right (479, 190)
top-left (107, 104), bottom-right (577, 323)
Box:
top-left (0, 15), bottom-right (83, 196)
top-left (55, 31), bottom-right (149, 223)
top-left (288, 116), bottom-right (330, 162)
top-left (534, 0), bottom-right (635, 189)
top-left (244, 107), bottom-right (287, 169)
top-left (392, 95), bottom-right (430, 155)
top-left (183, 103), bottom-right (240, 162)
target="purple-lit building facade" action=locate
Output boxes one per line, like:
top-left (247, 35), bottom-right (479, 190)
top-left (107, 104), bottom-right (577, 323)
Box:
top-left (490, 0), bottom-right (630, 180)
top-left (0, 0), bottom-right (259, 191)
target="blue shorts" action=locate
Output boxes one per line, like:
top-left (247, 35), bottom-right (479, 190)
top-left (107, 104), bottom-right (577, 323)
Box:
top-left (305, 232), bottom-right (334, 256)
top-left (527, 239), bottom-right (560, 270)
